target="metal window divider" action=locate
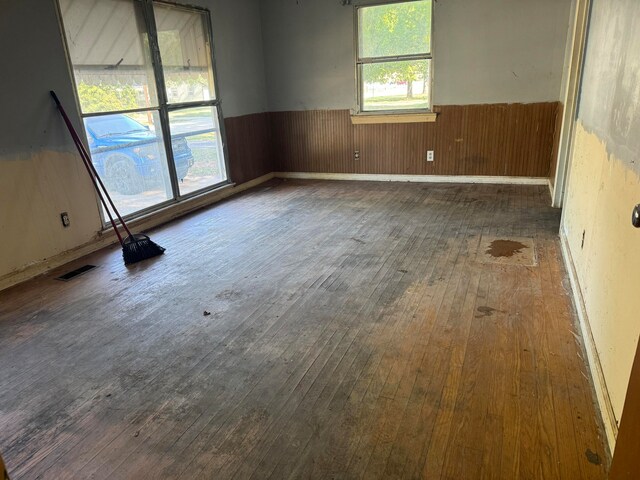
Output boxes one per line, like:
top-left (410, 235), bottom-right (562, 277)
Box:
top-left (143, 0), bottom-right (232, 202)
top-left (140, 0), bottom-right (181, 203)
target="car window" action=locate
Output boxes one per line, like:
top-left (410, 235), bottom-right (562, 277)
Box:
top-left (85, 115), bottom-right (147, 138)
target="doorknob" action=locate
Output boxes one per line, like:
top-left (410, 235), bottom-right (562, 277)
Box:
top-left (633, 204), bottom-right (640, 228)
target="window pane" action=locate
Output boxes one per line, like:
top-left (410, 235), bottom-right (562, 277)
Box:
top-left (84, 111), bottom-right (173, 217)
top-left (358, 0), bottom-right (431, 58)
top-left (168, 107), bottom-right (227, 196)
top-left (154, 4), bottom-right (216, 104)
top-left (361, 60), bottom-right (431, 111)
top-left (59, 0), bottom-right (159, 113)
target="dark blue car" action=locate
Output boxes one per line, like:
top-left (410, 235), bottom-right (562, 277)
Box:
top-left (84, 114), bottom-right (193, 195)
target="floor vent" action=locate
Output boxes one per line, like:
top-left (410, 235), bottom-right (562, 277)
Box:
top-left (56, 265), bottom-right (98, 281)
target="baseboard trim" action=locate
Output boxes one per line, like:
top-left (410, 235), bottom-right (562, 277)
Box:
top-left (274, 171), bottom-right (549, 185)
top-left (560, 229), bottom-right (618, 453)
top-left (0, 172), bottom-right (274, 292)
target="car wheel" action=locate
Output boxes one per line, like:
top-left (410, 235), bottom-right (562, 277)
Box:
top-left (177, 168), bottom-right (189, 183)
top-left (106, 155), bottom-right (143, 195)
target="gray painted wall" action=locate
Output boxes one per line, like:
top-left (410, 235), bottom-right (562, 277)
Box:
top-left (0, 0), bottom-right (82, 158)
top-left (0, 0), bottom-right (268, 281)
top-left (204, 0), bottom-right (269, 118)
top-left (578, 0), bottom-right (640, 171)
top-left (261, 0), bottom-right (573, 111)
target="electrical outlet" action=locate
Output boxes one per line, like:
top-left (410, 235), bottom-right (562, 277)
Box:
top-left (61, 212), bottom-right (70, 227)
top-left (354, 150), bottom-right (360, 161)
top-left (426, 150), bottom-right (434, 162)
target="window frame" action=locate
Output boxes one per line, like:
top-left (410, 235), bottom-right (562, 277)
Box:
top-left (56, 0), bottom-right (231, 224)
top-left (354, 0), bottom-right (434, 115)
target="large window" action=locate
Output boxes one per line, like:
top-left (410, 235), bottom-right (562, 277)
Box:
top-left (356, 0), bottom-right (433, 113)
top-left (58, 0), bottom-right (228, 219)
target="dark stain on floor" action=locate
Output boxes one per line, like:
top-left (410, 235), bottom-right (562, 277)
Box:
top-left (585, 448), bottom-right (602, 466)
top-left (584, 448), bottom-right (602, 465)
top-left (486, 239), bottom-right (528, 258)
top-left (475, 306), bottom-right (505, 318)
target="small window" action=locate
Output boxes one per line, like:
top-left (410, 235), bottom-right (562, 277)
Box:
top-left (356, 0), bottom-right (433, 113)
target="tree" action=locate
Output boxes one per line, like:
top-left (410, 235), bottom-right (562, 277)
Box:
top-left (360, 1), bottom-right (431, 98)
top-left (77, 83), bottom-right (138, 113)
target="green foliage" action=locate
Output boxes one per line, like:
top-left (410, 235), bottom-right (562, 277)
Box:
top-left (360, 0), bottom-right (431, 57)
top-left (77, 82), bottom-right (138, 113)
top-left (360, 0), bottom-right (431, 98)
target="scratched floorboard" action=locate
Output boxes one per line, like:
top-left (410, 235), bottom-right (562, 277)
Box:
top-left (0, 179), bottom-right (608, 479)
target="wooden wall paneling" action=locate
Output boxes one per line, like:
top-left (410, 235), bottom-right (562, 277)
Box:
top-left (533, 102), bottom-right (550, 175)
top-left (271, 110), bottom-right (354, 173)
top-left (269, 112), bottom-right (284, 171)
top-left (549, 103), bottom-right (565, 186)
top-left (547, 102), bottom-right (561, 177)
top-left (225, 112), bottom-right (272, 185)
top-left (504, 102), bottom-right (558, 177)
top-left (503, 103), bottom-right (522, 176)
top-left (268, 102), bottom-right (562, 179)
top-left (460, 104), bottom-right (487, 175)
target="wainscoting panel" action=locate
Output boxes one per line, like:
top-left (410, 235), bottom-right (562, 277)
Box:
top-left (549, 102), bottom-right (565, 188)
top-left (270, 103), bottom-right (560, 178)
top-left (270, 110), bottom-right (355, 173)
top-left (225, 112), bottom-right (273, 185)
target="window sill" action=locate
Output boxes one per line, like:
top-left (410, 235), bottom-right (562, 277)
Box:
top-left (350, 112), bottom-right (438, 125)
top-left (98, 181), bottom-right (235, 236)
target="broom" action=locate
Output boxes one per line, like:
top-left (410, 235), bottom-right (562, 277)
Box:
top-left (50, 90), bottom-right (165, 265)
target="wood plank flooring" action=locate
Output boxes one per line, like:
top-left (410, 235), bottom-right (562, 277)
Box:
top-left (0, 180), bottom-right (608, 479)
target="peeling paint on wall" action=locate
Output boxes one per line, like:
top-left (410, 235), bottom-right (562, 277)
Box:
top-left (578, 0), bottom-right (640, 173)
top-left (563, 0), bottom-right (640, 428)
top-left (563, 122), bottom-right (640, 423)
top-left (0, 150), bottom-right (102, 278)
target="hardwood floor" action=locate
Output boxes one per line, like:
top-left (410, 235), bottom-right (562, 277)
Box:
top-left (0, 180), bottom-right (608, 479)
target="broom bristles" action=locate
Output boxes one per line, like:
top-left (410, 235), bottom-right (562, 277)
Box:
top-left (122, 234), bottom-right (165, 265)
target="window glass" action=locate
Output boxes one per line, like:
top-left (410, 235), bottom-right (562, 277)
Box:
top-left (168, 106), bottom-right (226, 196)
top-left (86, 115), bottom-right (149, 138)
top-left (362, 59), bottom-right (431, 111)
top-left (154, 4), bottom-right (216, 104)
top-left (356, 0), bottom-right (433, 113)
top-left (84, 111), bottom-right (173, 217)
top-left (59, 0), bottom-right (159, 113)
top-left (358, 0), bottom-right (431, 58)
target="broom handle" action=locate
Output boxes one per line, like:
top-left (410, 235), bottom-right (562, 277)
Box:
top-left (50, 92), bottom-right (125, 245)
top-left (69, 133), bottom-right (125, 245)
top-left (50, 91), bottom-right (134, 238)
top-left (50, 91), bottom-right (133, 238)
